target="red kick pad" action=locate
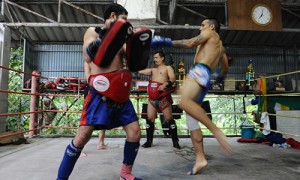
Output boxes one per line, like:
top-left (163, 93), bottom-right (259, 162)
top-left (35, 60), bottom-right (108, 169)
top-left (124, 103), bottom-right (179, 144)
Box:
top-left (89, 70), bottom-right (132, 104)
top-left (126, 27), bottom-right (152, 72)
top-left (94, 19), bottom-right (133, 67)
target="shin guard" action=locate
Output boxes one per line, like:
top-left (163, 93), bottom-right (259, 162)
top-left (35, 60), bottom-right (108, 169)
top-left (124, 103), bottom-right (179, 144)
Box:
top-left (123, 141), bottom-right (140, 165)
top-left (57, 140), bottom-right (83, 180)
top-left (145, 119), bottom-right (154, 142)
top-left (169, 119), bottom-right (181, 149)
top-left (168, 119), bottom-right (179, 141)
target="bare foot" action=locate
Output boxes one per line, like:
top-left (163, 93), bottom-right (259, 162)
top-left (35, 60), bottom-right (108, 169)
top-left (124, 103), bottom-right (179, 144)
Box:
top-left (213, 129), bottom-right (232, 153)
top-left (96, 144), bottom-right (109, 150)
top-left (186, 160), bottom-right (208, 175)
top-left (80, 152), bottom-right (87, 157)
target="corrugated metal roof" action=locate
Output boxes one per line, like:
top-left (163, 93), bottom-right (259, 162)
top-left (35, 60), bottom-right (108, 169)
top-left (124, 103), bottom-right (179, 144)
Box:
top-left (1, 0), bottom-right (300, 48)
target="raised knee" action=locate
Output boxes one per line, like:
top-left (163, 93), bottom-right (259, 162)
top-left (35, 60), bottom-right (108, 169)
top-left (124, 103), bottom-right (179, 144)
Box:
top-left (178, 101), bottom-right (187, 110)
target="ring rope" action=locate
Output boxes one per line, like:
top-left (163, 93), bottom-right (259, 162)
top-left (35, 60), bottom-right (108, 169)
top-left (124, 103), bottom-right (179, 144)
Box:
top-left (267, 113), bottom-right (300, 119)
top-left (255, 70), bottom-right (300, 80)
top-left (38, 93), bottom-right (83, 97)
top-left (0, 89), bottom-right (84, 98)
top-left (46, 77), bottom-right (85, 81)
top-left (0, 110), bottom-right (43, 117)
top-left (43, 125), bottom-right (78, 130)
top-left (0, 65), bottom-right (47, 79)
top-left (130, 95), bottom-right (252, 99)
top-left (0, 127), bottom-right (41, 138)
top-left (258, 93), bottom-right (300, 97)
top-left (0, 110), bottom-right (253, 116)
top-left (0, 89), bottom-right (35, 96)
top-left (255, 126), bottom-right (300, 138)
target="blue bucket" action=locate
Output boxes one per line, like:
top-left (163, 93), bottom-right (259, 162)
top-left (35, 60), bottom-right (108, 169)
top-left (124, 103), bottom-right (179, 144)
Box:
top-left (241, 125), bottom-right (255, 139)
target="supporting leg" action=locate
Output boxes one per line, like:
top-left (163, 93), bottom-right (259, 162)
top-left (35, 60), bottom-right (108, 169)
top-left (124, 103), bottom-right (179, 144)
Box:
top-left (187, 129), bottom-right (207, 175)
top-left (120, 122), bottom-right (142, 180)
top-left (57, 140), bottom-right (83, 180)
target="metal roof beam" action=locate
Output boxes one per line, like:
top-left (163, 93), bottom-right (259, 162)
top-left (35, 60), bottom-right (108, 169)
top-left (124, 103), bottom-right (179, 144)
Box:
top-left (11, 0), bottom-right (114, 4)
top-left (5, 0), bottom-right (56, 23)
top-left (282, 7), bottom-right (300, 19)
top-left (169, 0), bottom-right (177, 24)
top-left (4, 22), bottom-right (300, 33)
top-left (61, 0), bottom-right (104, 21)
top-left (176, 4), bottom-right (225, 26)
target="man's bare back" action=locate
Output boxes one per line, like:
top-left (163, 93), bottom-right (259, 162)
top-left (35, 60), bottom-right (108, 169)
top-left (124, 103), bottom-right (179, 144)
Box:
top-left (194, 29), bottom-right (224, 69)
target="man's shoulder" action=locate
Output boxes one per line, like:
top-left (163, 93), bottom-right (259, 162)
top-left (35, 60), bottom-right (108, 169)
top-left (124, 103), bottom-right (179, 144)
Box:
top-left (84, 27), bottom-right (99, 38)
top-left (165, 65), bottom-right (173, 70)
top-left (85, 27), bottom-right (97, 34)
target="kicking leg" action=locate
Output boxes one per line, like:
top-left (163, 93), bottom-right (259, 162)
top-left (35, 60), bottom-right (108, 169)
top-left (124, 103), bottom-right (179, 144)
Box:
top-left (179, 77), bottom-right (231, 152)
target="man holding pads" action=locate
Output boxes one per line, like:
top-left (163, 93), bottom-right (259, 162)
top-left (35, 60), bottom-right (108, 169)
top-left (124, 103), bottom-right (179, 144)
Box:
top-left (57, 3), bottom-right (152, 180)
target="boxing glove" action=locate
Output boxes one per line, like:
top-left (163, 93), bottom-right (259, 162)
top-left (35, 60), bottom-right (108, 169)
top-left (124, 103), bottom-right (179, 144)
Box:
top-left (151, 35), bottom-right (173, 48)
top-left (86, 38), bottom-right (101, 61)
top-left (251, 96), bottom-right (259, 105)
top-left (213, 72), bottom-right (226, 84)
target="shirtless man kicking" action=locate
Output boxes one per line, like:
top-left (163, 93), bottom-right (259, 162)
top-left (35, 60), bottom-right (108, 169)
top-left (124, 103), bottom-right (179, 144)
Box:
top-left (151, 18), bottom-right (231, 175)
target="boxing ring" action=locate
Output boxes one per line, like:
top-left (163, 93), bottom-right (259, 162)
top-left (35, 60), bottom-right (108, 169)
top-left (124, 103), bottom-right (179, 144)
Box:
top-left (1, 64), bottom-right (300, 145)
top-left (1, 64), bottom-right (300, 180)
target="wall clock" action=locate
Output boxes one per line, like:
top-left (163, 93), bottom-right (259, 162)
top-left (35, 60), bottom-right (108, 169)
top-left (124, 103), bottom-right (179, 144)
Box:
top-left (251, 4), bottom-right (273, 26)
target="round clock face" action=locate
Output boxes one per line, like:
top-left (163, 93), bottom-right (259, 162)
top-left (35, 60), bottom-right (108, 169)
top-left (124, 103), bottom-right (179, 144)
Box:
top-left (251, 4), bottom-right (272, 26)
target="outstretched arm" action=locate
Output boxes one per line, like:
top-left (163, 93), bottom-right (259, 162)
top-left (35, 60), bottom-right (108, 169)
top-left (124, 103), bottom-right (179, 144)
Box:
top-left (172, 31), bottom-right (209, 49)
top-left (138, 68), bottom-right (152, 76)
top-left (151, 30), bottom-right (209, 49)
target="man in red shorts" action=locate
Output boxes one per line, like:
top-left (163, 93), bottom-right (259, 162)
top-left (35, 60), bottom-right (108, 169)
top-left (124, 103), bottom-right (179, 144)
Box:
top-left (139, 51), bottom-right (180, 149)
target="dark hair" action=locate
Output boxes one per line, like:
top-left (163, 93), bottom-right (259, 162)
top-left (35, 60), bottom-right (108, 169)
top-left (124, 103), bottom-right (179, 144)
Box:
top-left (104, 3), bottom-right (128, 21)
top-left (205, 18), bottom-right (220, 33)
top-left (154, 50), bottom-right (165, 61)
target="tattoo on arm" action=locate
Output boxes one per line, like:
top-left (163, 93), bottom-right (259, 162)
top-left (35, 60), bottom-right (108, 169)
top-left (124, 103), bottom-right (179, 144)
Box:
top-left (173, 40), bottom-right (188, 48)
top-left (173, 34), bottom-right (204, 48)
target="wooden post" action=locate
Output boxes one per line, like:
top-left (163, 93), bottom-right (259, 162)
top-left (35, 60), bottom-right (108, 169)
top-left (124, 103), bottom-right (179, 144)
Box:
top-left (29, 70), bottom-right (40, 138)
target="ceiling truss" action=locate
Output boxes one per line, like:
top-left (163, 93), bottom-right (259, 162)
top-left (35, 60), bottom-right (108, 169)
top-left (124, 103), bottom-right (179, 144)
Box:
top-left (1, 0), bottom-right (299, 32)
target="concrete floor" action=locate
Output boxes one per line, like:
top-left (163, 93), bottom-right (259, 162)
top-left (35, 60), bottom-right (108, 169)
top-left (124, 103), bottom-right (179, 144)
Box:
top-left (0, 137), bottom-right (299, 180)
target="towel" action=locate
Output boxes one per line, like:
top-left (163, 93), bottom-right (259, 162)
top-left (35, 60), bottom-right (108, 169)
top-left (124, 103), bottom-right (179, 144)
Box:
top-left (260, 112), bottom-right (271, 135)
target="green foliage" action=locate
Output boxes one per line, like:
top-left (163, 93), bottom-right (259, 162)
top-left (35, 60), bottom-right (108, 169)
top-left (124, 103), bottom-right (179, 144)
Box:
top-left (6, 48), bottom-right (31, 132)
top-left (6, 49), bottom-right (257, 136)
